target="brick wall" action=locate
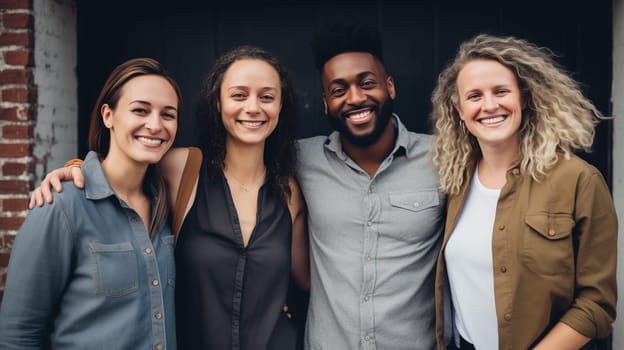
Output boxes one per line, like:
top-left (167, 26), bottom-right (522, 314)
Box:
top-left (0, 0), bottom-right (36, 301)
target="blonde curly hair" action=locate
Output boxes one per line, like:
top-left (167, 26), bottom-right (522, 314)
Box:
top-left (431, 34), bottom-right (605, 195)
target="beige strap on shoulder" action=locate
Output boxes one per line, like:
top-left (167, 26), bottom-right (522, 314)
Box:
top-left (172, 147), bottom-right (202, 242)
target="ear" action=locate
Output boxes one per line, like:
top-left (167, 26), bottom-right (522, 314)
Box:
top-left (453, 102), bottom-right (465, 120)
top-left (386, 76), bottom-right (396, 100)
top-left (101, 104), bottom-right (113, 128)
top-left (322, 94), bottom-right (328, 115)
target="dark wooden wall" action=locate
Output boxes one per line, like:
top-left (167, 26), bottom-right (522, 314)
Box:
top-left (76, 0), bottom-right (613, 184)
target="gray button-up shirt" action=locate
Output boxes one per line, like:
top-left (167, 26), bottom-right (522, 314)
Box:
top-left (298, 116), bottom-right (445, 350)
top-left (0, 151), bottom-right (176, 349)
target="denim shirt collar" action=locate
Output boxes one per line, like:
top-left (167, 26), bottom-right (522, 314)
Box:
top-left (324, 114), bottom-right (410, 160)
top-left (82, 151), bottom-right (159, 203)
top-left (82, 151), bottom-right (116, 200)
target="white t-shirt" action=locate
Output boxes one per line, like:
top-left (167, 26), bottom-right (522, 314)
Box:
top-left (445, 168), bottom-right (500, 349)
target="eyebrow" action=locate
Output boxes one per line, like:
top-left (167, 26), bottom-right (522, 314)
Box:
top-left (462, 84), bottom-right (514, 95)
top-left (226, 86), bottom-right (279, 91)
top-left (130, 99), bottom-right (177, 111)
top-left (327, 71), bottom-right (377, 88)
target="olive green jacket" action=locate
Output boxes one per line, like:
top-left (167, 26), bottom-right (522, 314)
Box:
top-left (435, 154), bottom-right (618, 350)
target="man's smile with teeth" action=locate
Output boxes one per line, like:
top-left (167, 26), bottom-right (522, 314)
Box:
top-left (347, 110), bottom-right (371, 120)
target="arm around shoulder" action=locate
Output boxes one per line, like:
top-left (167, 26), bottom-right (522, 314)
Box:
top-left (29, 164), bottom-right (86, 208)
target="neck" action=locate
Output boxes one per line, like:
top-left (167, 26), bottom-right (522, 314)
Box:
top-left (341, 117), bottom-right (396, 177)
top-left (100, 152), bottom-right (148, 199)
top-left (223, 139), bottom-right (266, 182)
top-left (477, 139), bottom-right (520, 189)
top-left (479, 137), bottom-right (520, 171)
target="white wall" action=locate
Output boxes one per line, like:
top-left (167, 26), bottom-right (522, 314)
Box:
top-left (613, 0), bottom-right (624, 348)
top-left (32, 0), bottom-right (77, 182)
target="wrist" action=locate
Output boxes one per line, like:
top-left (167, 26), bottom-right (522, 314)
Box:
top-left (64, 159), bottom-right (83, 168)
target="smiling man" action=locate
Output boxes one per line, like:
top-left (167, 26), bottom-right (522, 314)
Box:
top-left (296, 22), bottom-right (446, 350)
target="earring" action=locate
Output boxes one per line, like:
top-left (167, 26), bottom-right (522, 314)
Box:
top-left (459, 120), bottom-right (468, 136)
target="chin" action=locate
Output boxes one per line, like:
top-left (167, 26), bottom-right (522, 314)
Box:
top-left (136, 151), bottom-right (168, 164)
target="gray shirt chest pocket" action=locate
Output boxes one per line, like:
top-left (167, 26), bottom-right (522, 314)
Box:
top-left (382, 190), bottom-right (441, 242)
top-left (89, 241), bottom-right (139, 297)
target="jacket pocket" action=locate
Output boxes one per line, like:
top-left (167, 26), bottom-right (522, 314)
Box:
top-left (522, 213), bottom-right (575, 276)
top-left (89, 241), bottom-right (139, 297)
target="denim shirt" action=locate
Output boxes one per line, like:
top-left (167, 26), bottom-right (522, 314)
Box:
top-left (0, 151), bottom-right (176, 350)
top-left (297, 116), bottom-right (446, 350)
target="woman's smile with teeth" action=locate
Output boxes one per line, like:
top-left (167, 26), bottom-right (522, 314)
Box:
top-left (239, 120), bottom-right (264, 127)
top-left (479, 115), bottom-right (506, 124)
top-left (136, 136), bottom-right (163, 145)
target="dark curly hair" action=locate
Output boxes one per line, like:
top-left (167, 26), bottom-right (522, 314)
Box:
top-left (312, 21), bottom-right (384, 72)
top-left (195, 45), bottom-right (298, 200)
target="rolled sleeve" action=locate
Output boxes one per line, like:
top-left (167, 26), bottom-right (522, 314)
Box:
top-left (560, 171), bottom-right (617, 338)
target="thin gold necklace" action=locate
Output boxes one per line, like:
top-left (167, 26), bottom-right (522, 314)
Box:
top-left (224, 168), bottom-right (266, 192)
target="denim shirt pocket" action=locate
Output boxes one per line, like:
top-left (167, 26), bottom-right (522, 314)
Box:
top-left (387, 190), bottom-right (441, 241)
top-left (523, 213), bottom-right (575, 276)
top-left (160, 235), bottom-right (176, 287)
top-left (89, 241), bottom-right (139, 297)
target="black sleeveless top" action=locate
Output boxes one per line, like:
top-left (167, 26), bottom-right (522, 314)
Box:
top-left (175, 163), bottom-right (294, 350)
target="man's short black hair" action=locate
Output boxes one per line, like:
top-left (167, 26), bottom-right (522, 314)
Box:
top-left (312, 21), bottom-right (384, 71)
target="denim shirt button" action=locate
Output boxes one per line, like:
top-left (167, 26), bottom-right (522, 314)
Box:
top-left (144, 247), bottom-right (152, 254)
top-left (152, 279), bottom-right (159, 286)
top-left (154, 312), bottom-right (162, 320)
top-left (155, 344), bottom-right (163, 350)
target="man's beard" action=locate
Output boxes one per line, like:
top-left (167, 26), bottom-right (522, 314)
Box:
top-left (327, 98), bottom-right (394, 147)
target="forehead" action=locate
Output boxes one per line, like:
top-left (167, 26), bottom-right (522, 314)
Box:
top-left (222, 59), bottom-right (281, 87)
top-left (120, 75), bottom-right (178, 104)
top-left (457, 59), bottom-right (517, 88)
top-left (322, 52), bottom-right (385, 83)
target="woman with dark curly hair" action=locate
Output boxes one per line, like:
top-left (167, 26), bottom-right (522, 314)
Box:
top-left (169, 45), bottom-right (309, 350)
top-left (431, 34), bottom-right (617, 349)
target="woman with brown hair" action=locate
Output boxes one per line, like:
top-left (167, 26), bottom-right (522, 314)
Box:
top-left (0, 57), bottom-right (181, 349)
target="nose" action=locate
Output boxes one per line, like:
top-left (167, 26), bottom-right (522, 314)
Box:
top-left (145, 112), bottom-right (164, 132)
top-left (245, 96), bottom-right (261, 115)
top-left (346, 86), bottom-right (366, 106)
top-left (482, 94), bottom-right (499, 112)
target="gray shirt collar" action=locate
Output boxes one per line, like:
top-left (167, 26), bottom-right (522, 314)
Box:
top-left (323, 114), bottom-right (411, 160)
